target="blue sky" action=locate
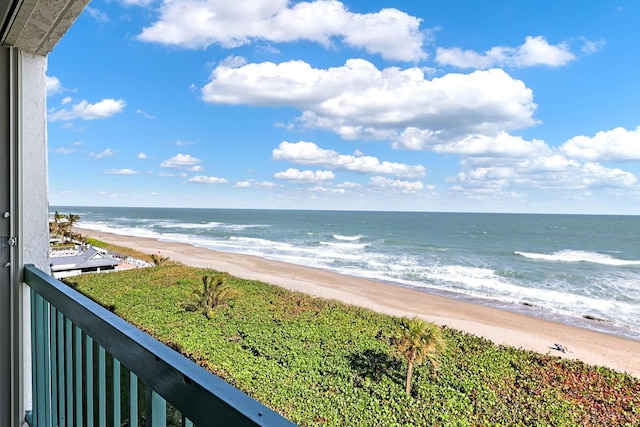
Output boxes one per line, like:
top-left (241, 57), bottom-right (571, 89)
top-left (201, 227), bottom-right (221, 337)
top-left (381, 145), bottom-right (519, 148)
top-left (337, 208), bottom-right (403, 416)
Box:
top-left (46, 0), bottom-right (640, 214)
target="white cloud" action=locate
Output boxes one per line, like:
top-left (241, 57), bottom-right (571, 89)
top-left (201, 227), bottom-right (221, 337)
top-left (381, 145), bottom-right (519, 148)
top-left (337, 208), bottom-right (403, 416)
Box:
top-left (50, 147), bottom-right (76, 154)
top-left (137, 0), bottom-right (427, 61)
top-left (90, 149), bottom-right (115, 159)
top-left (580, 37), bottom-right (605, 54)
top-left (560, 126), bottom-right (640, 162)
top-left (119, 0), bottom-right (154, 6)
top-left (104, 169), bottom-right (138, 175)
top-left (61, 96), bottom-right (73, 105)
top-left (309, 185), bottom-right (346, 194)
top-left (85, 7), bottom-right (110, 23)
top-left (46, 76), bottom-right (62, 96)
top-left (274, 168), bottom-right (335, 183)
top-left (436, 36), bottom-right (576, 69)
top-left (203, 59), bottom-right (537, 143)
top-left (188, 175), bottom-right (229, 184)
top-left (449, 154), bottom-right (638, 193)
top-left (273, 141), bottom-right (426, 178)
top-left (135, 109), bottom-right (156, 119)
top-left (235, 180), bottom-right (276, 188)
top-left (337, 181), bottom-right (361, 189)
top-left (49, 99), bottom-right (126, 121)
top-left (369, 176), bottom-right (424, 193)
top-left (159, 171), bottom-right (188, 178)
top-left (137, 152), bottom-right (147, 159)
top-left (427, 132), bottom-right (551, 158)
top-left (176, 139), bottom-right (196, 146)
top-left (159, 153), bottom-right (201, 169)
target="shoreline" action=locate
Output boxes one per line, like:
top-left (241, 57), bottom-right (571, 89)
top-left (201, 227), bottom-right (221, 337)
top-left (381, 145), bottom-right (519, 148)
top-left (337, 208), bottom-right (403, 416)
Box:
top-left (76, 226), bottom-right (640, 378)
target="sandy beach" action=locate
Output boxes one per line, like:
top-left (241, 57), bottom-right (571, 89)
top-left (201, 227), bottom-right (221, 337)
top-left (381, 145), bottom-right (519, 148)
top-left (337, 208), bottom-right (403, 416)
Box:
top-left (76, 226), bottom-right (640, 378)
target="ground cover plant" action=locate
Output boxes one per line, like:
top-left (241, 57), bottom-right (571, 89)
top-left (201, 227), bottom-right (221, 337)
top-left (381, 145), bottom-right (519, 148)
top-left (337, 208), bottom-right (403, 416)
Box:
top-left (69, 265), bottom-right (640, 426)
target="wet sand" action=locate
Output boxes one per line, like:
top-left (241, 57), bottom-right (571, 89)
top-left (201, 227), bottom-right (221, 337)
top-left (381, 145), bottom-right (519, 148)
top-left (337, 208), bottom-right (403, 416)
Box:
top-left (77, 227), bottom-right (640, 377)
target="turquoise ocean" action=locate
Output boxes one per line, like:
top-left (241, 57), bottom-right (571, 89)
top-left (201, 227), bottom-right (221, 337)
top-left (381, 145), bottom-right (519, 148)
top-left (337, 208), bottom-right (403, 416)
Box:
top-left (53, 207), bottom-right (640, 341)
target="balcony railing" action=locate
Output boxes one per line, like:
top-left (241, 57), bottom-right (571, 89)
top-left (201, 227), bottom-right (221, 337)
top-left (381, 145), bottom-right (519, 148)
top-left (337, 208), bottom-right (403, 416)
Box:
top-left (24, 265), bottom-right (297, 427)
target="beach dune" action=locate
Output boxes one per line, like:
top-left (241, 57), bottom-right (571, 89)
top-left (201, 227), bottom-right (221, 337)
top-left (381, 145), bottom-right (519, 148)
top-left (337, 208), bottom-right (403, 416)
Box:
top-left (76, 227), bottom-right (640, 378)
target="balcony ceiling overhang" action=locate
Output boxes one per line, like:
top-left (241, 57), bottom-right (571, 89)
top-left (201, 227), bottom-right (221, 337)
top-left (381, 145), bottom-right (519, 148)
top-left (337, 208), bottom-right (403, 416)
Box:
top-left (0, 0), bottom-right (89, 55)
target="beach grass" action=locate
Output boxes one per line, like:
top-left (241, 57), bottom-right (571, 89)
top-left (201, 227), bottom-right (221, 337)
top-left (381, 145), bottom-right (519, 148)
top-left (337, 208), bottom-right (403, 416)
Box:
top-left (66, 264), bottom-right (640, 426)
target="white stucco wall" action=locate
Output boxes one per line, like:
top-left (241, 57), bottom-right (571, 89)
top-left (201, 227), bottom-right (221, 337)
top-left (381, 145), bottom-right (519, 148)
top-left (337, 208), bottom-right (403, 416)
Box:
top-left (17, 51), bottom-right (49, 419)
top-left (18, 51), bottom-right (49, 271)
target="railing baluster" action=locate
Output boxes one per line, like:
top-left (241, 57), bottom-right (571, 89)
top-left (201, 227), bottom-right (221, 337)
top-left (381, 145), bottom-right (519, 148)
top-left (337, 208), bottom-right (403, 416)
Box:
top-left (50, 308), bottom-right (58, 426)
top-left (130, 372), bottom-right (138, 427)
top-left (57, 311), bottom-right (66, 427)
top-left (75, 326), bottom-right (83, 426)
top-left (30, 290), bottom-right (37, 427)
top-left (98, 345), bottom-right (106, 427)
top-left (114, 358), bottom-right (121, 426)
top-left (41, 298), bottom-right (52, 427)
top-left (86, 336), bottom-right (94, 427)
top-left (34, 292), bottom-right (47, 426)
top-left (65, 318), bottom-right (74, 426)
top-left (151, 390), bottom-right (167, 427)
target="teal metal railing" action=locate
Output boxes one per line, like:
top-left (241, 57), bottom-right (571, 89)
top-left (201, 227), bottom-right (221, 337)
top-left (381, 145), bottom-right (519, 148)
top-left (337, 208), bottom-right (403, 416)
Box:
top-left (24, 265), bottom-right (297, 427)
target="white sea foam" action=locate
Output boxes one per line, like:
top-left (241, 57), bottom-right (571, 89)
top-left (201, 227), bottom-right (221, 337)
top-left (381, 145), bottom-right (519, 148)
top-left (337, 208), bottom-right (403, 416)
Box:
top-left (159, 221), bottom-right (223, 229)
top-left (515, 250), bottom-right (640, 266)
top-left (333, 234), bottom-right (363, 241)
top-left (320, 241), bottom-right (368, 250)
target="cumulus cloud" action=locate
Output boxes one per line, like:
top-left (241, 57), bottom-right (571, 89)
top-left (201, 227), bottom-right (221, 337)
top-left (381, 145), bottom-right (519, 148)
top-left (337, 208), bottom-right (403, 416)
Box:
top-left (49, 99), bottom-right (126, 121)
top-left (273, 141), bottom-right (426, 178)
top-left (235, 180), bottom-right (276, 188)
top-left (159, 153), bottom-right (201, 169)
top-left (449, 153), bottom-right (638, 193)
top-left (203, 59), bottom-right (537, 143)
top-left (137, 0), bottom-right (427, 61)
top-left (560, 126), bottom-right (640, 162)
top-left (274, 168), bottom-right (335, 183)
top-left (369, 176), bottom-right (424, 193)
top-left (436, 36), bottom-right (576, 69)
top-left (46, 76), bottom-right (62, 96)
top-left (90, 149), bottom-right (115, 159)
top-left (104, 169), bottom-right (138, 175)
top-left (397, 131), bottom-right (552, 158)
top-left (137, 152), bottom-right (147, 159)
top-left (188, 175), bottom-right (229, 184)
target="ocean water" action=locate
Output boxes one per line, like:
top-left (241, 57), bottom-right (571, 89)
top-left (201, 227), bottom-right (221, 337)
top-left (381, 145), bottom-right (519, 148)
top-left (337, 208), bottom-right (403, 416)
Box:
top-left (53, 206), bottom-right (640, 341)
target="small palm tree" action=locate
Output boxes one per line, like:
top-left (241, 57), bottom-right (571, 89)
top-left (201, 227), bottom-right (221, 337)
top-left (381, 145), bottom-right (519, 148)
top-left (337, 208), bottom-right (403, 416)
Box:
top-left (49, 211), bottom-right (65, 236)
top-left (193, 275), bottom-right (239, 318)
top-left (395, 317), bottom-right (445, 394)
top-left (63, 213), bottom-right (80, 241)
top-left (151, 254), bottom-right (171, 266)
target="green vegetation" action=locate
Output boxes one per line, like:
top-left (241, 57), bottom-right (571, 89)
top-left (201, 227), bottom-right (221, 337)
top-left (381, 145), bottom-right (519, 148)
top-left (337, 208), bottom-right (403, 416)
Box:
top-left (70, 264), bottom-right (640, 426)
top-left (184, 274), bottom-right (241, 319)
